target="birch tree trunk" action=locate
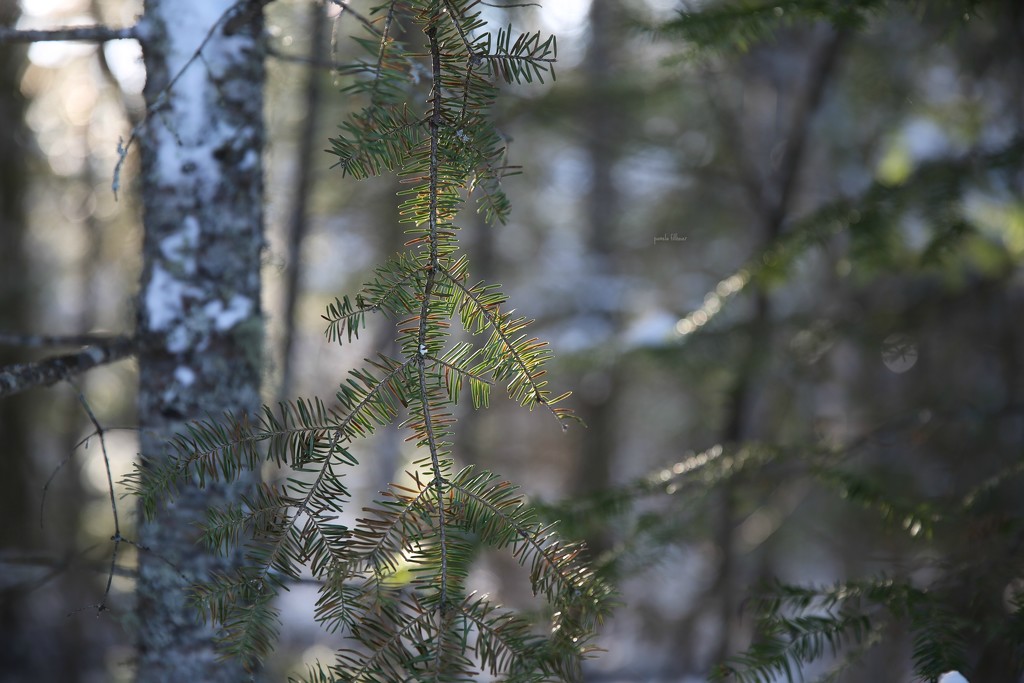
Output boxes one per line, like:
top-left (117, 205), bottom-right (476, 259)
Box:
top-left (135, 1), bottom-right (265, 680)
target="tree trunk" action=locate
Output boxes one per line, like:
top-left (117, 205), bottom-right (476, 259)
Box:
top-left (135, 1), bottom-right (265, 681)
top-left (0, 2), bottom-right (38, 680)
top-left (570, 0), bottom-right (623, 561)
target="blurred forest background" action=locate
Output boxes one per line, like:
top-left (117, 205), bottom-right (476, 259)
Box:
top-left (1, 0), bottom-right (1023, 681)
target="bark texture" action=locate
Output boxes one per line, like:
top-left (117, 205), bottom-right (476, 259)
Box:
top-left (135, 1), bottom-right (265, 681)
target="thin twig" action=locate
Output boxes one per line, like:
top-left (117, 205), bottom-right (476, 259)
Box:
top-left (443, 0), bottom-right (477, 57)
top-left (429, 356), bottom-right (493, 386)
top-left (72, 385), bottom-right (121, 614)
top-left (40, 425), bottom-right (138, 529)
top-left (422, 23), bottom-right (449, 624)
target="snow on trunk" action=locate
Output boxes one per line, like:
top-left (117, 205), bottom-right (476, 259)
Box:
top-left (135, 0), bottom-right (264, 680)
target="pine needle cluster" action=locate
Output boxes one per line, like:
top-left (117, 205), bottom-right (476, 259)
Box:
top-left (127, 1), bottom-right (609, 680)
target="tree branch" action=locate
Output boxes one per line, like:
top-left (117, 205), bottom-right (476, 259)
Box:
top-left (0, 332), bottom-right (129, 348)
top-left (709, 27), bottom-right (848, 669)
top-left (768, 27), bottom-right (848, 237)
top-left (279, 0), bottom-right (329, 401)
top-left (0, 25), bottom-right (137, 44)
top-left (702, 72), bottom-right (770, 216)
top-left (267, 45), bottom-right (359, 73)
top-left (0, 336), bottom-right (136, 400)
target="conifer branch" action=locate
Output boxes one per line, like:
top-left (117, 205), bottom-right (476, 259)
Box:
top-left (436, 262), bottom-right (574, 425)
top-left (346, 475), bottom-right (437, 575)
top-left (419, 21), bottom-right (451, 622)
top-left (442, 0), bottom-right (477, 57)
top-left (448, 474), bottom-right (584, 597)
top-left (137, 2), bottom-right (609, 677)
top-left (133, 358), bottom-right (413, 518)
top-left (291, 358), bottom-right (413, 521)
top-left (656, 0), bottom-right (883, 50)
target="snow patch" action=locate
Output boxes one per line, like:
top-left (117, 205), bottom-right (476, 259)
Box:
top-left (239, 149), bottom-right (258, 171)
top-left (159, 216), bottom-right (200, 269)
top-left (904, 118), bottom-right (950, 161)
top-left (167, 326), bottom-right (191, 354)
top-left (145, 264), bottom-right (200, 331)
top-left (174, 366), bottom-right (196, 387)
top-left (103, 39), bottom-right (145, 95)
top-left (553, 315), bottom-right (614, 353)
top-left (152, 0), bottom-right (240, 187)
top-left (623, 310), bottom-right (677, 349)
top-left (204, 294), bottom-right (253, 331)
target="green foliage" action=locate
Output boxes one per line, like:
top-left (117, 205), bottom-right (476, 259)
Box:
top-left (656, 0), bottom-right (885, 52)
top-left (675, 137), bottom-right (1024, 335)
top-left (128, 1), bottom-right (607, 679)
top-left (545, 422), bottom-right (1024, 679)
top-left (673, 142), bottom-right (1024, 683)
top-left (711, 579), bottom-right (974, 682)
top-left (655, 0), bottom-right (986, 53)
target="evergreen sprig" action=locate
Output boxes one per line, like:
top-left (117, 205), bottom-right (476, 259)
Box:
top-left (714, 578), bottom-right (969, 683)
top-left (658, 0), bottom-right (887, 51)
top-left (130, 1), bottom-right (606, 679)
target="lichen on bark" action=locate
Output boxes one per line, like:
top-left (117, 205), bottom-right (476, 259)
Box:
top-left (134, 1), bottom-right (266, 681)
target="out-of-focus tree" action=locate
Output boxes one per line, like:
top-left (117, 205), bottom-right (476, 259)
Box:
top-left (0, 2), bottom-right (40, 680)
top-left (528, 1), bottom-right (1024, 681)
top-left (132, 1), bottom-right (266, 681)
